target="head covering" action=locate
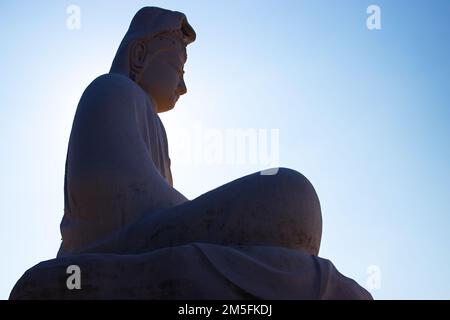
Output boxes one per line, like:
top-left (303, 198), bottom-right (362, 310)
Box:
top-left (111, 7), bottom-right (196, 72)
top-left (123, 6), bottom-right (196, 45)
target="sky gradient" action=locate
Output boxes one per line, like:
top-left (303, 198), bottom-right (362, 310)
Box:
top-left (1, 0), bottom-right (449, 299)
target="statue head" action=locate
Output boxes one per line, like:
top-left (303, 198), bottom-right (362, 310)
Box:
top-left (110, 7), bottom-right (196, 113)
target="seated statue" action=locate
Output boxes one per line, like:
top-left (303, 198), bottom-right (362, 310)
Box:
top-left (10, 7), bottom-right (372, 300)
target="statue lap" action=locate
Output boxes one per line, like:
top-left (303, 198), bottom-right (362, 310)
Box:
top-left (60, 74), bottom-right (322, 257)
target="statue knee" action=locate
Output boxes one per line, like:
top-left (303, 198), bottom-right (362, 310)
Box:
top-left (262, 167), bottom-right (316, 199)
top-left (261, 167), bottom-right (322, 255)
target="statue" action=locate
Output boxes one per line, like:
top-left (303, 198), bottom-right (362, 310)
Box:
top-left (10, 7), bottom-right (372, 300)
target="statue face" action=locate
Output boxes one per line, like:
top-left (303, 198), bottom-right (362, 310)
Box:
top-left (138, 47), bottom-right (187, 113)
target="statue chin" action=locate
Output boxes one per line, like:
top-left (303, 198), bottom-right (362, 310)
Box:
top-left (157, 102), bottom-right (176, 113)
top-left (145, 92), bottom-right (178, 113)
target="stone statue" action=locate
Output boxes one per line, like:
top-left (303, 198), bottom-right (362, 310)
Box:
top-left (10, 7), bottom-right (372, 300)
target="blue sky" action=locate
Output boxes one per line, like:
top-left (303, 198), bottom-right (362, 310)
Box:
top-left (1, 0), bottom-right (449, 299)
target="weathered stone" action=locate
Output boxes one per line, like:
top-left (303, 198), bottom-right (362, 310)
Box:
top-left (10, 243), bottom-right (371, 300)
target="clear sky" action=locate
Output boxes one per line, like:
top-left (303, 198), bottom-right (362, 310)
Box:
top-left (1, 0), bottom-right (449, 299)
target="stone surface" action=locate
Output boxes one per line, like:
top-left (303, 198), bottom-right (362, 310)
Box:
top-left (10, 243), bottom-right (372, 300)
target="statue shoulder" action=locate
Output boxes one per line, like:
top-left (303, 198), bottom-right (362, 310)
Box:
top-left (84, 73), bottom-right (142, 99)
top-left (77, 73), bottom-right (152, 115)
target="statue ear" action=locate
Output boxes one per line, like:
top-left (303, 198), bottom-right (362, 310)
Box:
top-left (129, 40), bottom-right (148, 82)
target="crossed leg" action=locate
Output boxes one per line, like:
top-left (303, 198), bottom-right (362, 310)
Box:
top-left (59, 74), bottom-right (322, 258)
top-left (81, 167), bottom-right (323, 256)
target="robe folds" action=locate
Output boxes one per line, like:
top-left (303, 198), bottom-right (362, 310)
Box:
top-left (12, 243), bottom-right (372, 299)
top-left (58, 73), bottom-right (186, 256)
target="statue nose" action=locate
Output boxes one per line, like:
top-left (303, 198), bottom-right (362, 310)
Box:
top-left (177, 78), bottom-right (187, 96)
